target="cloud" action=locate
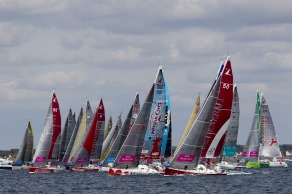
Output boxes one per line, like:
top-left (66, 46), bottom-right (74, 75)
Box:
top-left (1, 0), bottom-right (292, 149)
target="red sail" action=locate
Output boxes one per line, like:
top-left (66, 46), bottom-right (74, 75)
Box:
top-left (201, 59), bottom-right (233, 158)
top-left (48, 92), bottom-right (61, 160)
top-left (82, 99), bottom-right (105, 156)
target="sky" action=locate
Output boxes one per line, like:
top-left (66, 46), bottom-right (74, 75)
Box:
top-left (1, 0), bottom-right (292, 150)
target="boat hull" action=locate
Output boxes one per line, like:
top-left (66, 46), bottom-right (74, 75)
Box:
top-left (0, 166), bottom-right (13, 170)
top-left (71, 166), bottom-right (100, 172)
top-left (29, 167), bottom-right (54, 173)
top-left (269, 161), bottom-right (288, 168)
top-left (108, 166), bottom-right (162, 176)
top-left (164, 165), bottom-right (227, 176)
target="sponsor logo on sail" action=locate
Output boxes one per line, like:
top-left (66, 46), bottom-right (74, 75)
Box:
top-left (249, 151), bottom-right (258, 157)
top-left (118, 155), bottom-right (136, 163)
top-left (177, 154), bottom-right (195, 163)
top-left (77, 158), bottom-right (87, 163)
top-left (35, 156), bottom-right (46, 163)
top-left (225, 68), bottom-right (231, 76)
top-left (91, 121), bottom-right (102, 153)
top-left (149, 102), bottom-right (162, 135)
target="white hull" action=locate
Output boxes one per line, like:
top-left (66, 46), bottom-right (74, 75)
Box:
top-left (218, 161), bottom-right (237, 170)
top-left (269, 161), bottom-right (288, 168)
top-left (99, 166), bottom-right (110, 172)
top-left (0, 158), bottom-right (13, 170)
top-left (109, 164), bottom-right (163, 176)
top-left (12, 165), bottom-right (30, 170)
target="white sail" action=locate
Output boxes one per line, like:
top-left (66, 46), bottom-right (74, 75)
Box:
top-left (223, 85), bottom-right (240, 157)
top-left (101, 112), bottom-right (122, 159)
top-left (260, 94), bottom-right (282, 158)
top-left (32, 91), bottom-right (61, 166)
top-left (68, 101), bottom-right (93, 164)
top-left (113, 85), bottom-right (154, 169)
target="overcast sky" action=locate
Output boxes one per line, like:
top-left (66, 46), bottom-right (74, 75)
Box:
top-left (1, 0), bottom-right (292, 150)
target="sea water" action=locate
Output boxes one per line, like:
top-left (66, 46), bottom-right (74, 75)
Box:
top-left (0, 164), bottom-right (292, 193)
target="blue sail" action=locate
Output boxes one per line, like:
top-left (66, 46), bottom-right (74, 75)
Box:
top-left (142, 67), bottom-right (166, 159)
top-left (161, 72), bottom-right (171, 157)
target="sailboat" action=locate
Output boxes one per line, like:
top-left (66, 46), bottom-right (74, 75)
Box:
top-left (164, 57), bottom-right (232, 176)
top-left (100, 112), bottom-right (122, 161)
top-left (108, 67), bottom-right (165, 176)
top-left (259, 93), bottom-right (287, 167)
top-left (71, 99), bottom-right (105, 171)
top-left (101, 93), bottom-right (140, 171)
top-left (242, 90), bottom-right (270, 168)
top-left (200, 57), bottom-right (233, 161)
top-left (108, 86), bottom-right (155, 175)
top-left (58, 109), bottom-right (76, 161)
top-left (222, 85), bottom-right (239, 157)
top-left (29, 91), bottom-right (62, 173)
top-left (68, 101), bottom-right (93, 164)
top-left (218, 85), bottom-right (241, 170)
top-left (141, 66), bottom-right (167, 163)
top-left (13, 121), bottom-right (34, 169)
top-left (62, 107), bottom-right (83, 164)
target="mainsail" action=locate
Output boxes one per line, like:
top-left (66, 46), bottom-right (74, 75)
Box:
top-left (161, 71), bottom-right (172, 158)
top-left (170, 58), bottom-right (228, 170)
top-left (59, 109), bottom-right (76, 161)
top-left (142, 67), bottom-right (166, 159)
top-left (242, 90), bottom-right (261, 162)
top-left (103, 93), bottom-right (140, 166)
top-left (104, 116), bottom-right (113, 140)
top-left (73, 99), bottom-right (105, 166)
top-left (15, 121), bottom-right (34, 165)
top-left (260, 94), bottom-right (282, 158)
top-left (32, 91), bottom-right (61, 166)
top-left (201, 58), bottom-right (234, 158)
top-left (223, 85), bottom-right (239, 157)
top-left (62, 108), bottom-right (83, 163)
top-left (174, 95), bottom-right (200, 157)
top-left (68, 101), bottom-right (93, 163)
top-left (101, 112), bottom-right (122, 160)
top-left (113, 85), bottom-right (154, 169)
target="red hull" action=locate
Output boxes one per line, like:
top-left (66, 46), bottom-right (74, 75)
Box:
top-left (29, 167), bottom-right (54, 173)
top-left (164, 168), bottom-right (199, 176)
top-left (108, 168), bottom-right (128, 175)
top-left (164, 168), bottom-right (227, 176)
top-left (71, 166), bottom-right (100, 172)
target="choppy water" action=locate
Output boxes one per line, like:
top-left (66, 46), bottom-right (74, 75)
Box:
top-left (1, 164), bottom-right (292, 194)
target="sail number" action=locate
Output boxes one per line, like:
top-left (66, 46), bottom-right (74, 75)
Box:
top-left (53, 108), bottom-right (58, 112)
top-left (223, 83), bottom-right (230, 89)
